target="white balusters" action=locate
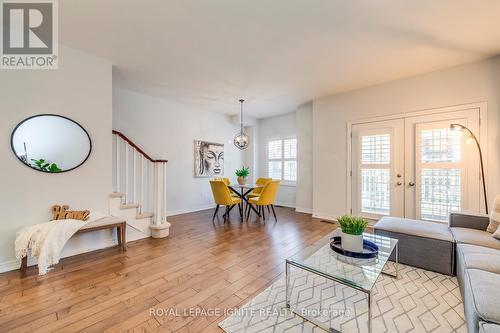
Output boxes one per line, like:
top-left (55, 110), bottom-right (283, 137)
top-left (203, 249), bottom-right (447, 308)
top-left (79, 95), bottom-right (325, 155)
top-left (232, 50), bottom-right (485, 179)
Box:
top-left (139, 155), bottom-right (144, 214)
top-left (133, 150), bottom-right (137, 203)
top-left (115, 136), bottom-right (121, 193)
top-left (112, 131), bottom-right (170, 238)
top-left (124, 142), bottom-right (130, 203)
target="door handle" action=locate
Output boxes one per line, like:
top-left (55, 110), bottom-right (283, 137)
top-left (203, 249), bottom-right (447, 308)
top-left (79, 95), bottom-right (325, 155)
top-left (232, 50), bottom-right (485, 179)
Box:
top-left (408, 181), bottom-right (415, 187)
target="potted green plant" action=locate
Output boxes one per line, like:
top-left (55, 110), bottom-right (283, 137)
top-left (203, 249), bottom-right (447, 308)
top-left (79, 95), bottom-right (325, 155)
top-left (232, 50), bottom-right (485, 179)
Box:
top-left (31, 158), bottom-right (62, 173)
top-left (235, 166), bottom-right (250, 185)
top-left (337, 215), bottom-right (368, 252)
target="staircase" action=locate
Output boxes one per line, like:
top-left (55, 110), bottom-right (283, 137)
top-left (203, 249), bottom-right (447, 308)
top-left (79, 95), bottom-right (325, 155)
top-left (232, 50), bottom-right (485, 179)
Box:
top-left (111, 130), bottom-right (170, 239)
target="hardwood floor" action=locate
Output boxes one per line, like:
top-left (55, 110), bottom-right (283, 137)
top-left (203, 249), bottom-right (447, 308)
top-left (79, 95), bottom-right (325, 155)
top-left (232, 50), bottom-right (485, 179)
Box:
top-left (0, 207), bottom-right (337, 333)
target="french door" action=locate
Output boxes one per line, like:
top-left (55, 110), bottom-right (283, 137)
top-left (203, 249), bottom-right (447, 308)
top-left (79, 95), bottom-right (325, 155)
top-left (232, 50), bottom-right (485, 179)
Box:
top-left (351, 108), bottom-right (481, 222)
top-left (351, 119), bottom-right (405, 220)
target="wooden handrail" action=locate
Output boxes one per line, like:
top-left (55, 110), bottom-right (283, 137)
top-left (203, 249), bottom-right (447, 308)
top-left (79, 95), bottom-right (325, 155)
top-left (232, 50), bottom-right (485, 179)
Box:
top-left (112, 130), bottom-right (168, 163)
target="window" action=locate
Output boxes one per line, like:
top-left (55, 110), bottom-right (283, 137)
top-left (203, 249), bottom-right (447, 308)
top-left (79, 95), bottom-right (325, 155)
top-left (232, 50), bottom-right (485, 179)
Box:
top-left (360, 134), bottom-right (391, 215)
top-left (267, 138), bottom-right (297, 183)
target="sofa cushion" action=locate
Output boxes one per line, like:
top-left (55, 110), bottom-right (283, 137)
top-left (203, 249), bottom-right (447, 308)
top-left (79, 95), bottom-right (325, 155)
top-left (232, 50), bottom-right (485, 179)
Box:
top-left (480, 322), bottom-right (500, 333)
top-left (375, 216), bottom-right (453, 241)
top-left (457, 244), bottom-right (500, 274)
top-left (451, 227), bottom-right (500, 250)
top-left (467, 269), bottom-right (500, 325)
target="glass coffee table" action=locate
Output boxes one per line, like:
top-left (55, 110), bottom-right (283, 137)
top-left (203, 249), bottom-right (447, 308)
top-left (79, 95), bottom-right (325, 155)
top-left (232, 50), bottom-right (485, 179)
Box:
top-left (285, 230), bottom-right (399, 332)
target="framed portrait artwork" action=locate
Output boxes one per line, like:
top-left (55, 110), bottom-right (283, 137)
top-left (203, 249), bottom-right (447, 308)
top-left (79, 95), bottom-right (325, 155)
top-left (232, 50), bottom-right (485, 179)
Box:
top-left (194, 140), bottom-right (224, 177)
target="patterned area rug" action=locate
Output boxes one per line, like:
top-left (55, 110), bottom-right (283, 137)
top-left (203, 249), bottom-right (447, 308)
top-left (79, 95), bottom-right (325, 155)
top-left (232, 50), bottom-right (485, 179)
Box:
top-left (219, 263), bottom-right (466, 333)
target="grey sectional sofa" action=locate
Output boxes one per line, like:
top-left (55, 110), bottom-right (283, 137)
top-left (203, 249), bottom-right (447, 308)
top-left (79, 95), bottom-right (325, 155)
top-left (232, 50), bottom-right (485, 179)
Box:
top-left (374, 212), bottom-right (500, 333)
top-left (450, 213), bottom-right (500, 333)
top-left (374, 216), bottom-right (455, 275)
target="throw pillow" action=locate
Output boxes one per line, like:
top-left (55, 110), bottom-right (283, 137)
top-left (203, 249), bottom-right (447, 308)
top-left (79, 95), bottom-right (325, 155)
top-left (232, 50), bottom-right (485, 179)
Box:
top-left (487, 195), bottom-right (500, 233)
top-left (493, 225), bottom-right (500, 240)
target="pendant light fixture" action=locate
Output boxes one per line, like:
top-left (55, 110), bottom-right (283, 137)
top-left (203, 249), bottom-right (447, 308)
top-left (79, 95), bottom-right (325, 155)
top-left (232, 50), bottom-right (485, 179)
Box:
top-left (233, 99), bottom-right (249, 150)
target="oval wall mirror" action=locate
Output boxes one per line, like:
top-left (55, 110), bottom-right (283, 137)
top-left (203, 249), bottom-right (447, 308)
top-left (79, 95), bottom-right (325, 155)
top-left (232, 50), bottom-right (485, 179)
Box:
top-left (11, 114), bottom-right (92, 173)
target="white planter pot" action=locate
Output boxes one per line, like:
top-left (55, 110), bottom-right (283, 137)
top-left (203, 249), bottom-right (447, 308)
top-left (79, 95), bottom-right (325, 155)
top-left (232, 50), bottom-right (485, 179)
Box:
top-left (341, 232), bottom-right (364, 253)
top-left (237, 176), bottom-right (247, 185)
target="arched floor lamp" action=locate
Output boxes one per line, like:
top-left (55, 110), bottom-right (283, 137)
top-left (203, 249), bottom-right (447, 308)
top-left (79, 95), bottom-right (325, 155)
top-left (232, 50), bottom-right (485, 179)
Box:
top-left (450, 124), bottom-right (488, 214)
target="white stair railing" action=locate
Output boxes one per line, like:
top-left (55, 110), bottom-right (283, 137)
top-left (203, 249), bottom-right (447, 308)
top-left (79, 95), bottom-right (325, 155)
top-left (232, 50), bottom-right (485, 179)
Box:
top-left (112, 130), bottom-right (170, 238)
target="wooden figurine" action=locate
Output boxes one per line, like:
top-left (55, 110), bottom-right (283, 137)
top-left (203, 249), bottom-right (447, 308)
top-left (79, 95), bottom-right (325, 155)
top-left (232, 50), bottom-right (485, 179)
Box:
top-left (51, 205), bottom-right (90, 221)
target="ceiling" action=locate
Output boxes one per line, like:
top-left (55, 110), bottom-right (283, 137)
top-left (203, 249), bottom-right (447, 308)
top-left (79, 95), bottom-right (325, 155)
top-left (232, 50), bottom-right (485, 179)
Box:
top-left (60, 1), bottom-right (500, 118)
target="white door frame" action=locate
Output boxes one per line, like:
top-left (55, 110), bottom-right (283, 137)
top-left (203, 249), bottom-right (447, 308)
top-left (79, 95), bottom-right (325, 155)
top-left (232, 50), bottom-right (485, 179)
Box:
top-left (346, 102), bottom-right (488, 216)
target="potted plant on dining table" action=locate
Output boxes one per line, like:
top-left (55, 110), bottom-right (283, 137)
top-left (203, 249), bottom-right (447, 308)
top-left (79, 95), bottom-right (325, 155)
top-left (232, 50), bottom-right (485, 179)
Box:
top-left (235, 166), bottom-right (250, 185)
top-left (337, 215), bottom-right (368, 252)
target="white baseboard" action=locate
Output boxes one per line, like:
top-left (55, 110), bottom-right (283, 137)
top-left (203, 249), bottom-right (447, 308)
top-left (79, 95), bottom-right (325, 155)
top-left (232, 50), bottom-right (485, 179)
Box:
top-left (63, 236), bottom-right (116, 257)
top-left (127, 230), bottom-right (151, 242)
top-left (295, 207), bottom-right (313, 214)
top-left (274, 201), bottom-right (295, 208)
top-left (0, 237), bottom-right (116, 274)
top-left (166, 204), bottom-right (215, 217)
top-left (61, 228), bottom-right (149, 259)
top-left (0, 259), bottom-right (20, 273)
top-left (167, 202), bottom-right (301, 216)
top-left (0, 230), bottom-right (150, 274)
top-left (312, 212), bottom-right (339, 223)
top-left (167, 202), bottom-right (306, 216)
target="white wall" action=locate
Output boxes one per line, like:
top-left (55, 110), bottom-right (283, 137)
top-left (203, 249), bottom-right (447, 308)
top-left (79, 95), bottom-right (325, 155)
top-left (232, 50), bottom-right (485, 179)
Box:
top-left (296, 102), bottom-right (313, 213)
top-left (0, 46), bottom-right (113, 272)
top-left (237, 114), bottom-right (259, 185)
top-left (113, 87), bottom-right (243, 216)
top-left (313, 56), bottom-right (500, 220)
top-left (242, 125), bottom-right (258, 184)
top-left (257, 112), bottom-right (297, 207)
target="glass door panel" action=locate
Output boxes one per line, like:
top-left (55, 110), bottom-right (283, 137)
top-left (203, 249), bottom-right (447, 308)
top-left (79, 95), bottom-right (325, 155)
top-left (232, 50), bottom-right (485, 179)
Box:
top-left (417, 124), bottom-right (463, 222)
top-left (404, 109), bottom-right (480, 222)
top-left (351, 119), bottom-right (404, 220)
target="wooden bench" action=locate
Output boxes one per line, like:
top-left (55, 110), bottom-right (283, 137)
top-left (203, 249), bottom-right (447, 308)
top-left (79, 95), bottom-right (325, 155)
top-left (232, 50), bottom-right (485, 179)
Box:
top-left (21, 216), bottom-right (127, 275)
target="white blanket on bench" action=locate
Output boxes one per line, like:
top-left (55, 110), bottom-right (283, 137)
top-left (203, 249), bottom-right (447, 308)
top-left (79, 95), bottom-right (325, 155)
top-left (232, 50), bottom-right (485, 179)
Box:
top-left (15, 212), bottom-right (107, 275)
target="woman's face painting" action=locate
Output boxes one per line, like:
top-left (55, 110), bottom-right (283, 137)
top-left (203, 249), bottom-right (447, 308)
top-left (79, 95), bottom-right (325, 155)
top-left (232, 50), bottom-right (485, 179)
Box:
top-left (202, 144), bottom-right (224, 175)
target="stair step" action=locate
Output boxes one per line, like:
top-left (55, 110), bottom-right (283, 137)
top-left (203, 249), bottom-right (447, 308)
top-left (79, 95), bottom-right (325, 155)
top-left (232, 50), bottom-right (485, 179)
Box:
top-left (110, 192), bottom-right (125, 198)
top-left (121, 203), bottom-right (140, 209)
top-left (136, 212), bottom-right (154, 219)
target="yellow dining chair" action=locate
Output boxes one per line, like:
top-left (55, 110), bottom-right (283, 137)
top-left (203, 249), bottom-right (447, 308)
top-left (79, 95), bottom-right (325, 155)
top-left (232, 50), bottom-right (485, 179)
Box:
top-left (214, 177), bottom-right (239, 198)
top-left (210, 180), bottom-right (242, 223)
top-left (245, 177), bottom-right (272, 217)
top-left (246, 178), bottom-right (272, 199)
top-left (246, 180), bottom-right (280, 221)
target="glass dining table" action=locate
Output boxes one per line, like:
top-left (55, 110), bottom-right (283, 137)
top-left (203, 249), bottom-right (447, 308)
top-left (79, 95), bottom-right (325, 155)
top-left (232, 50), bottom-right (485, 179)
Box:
top-left (228, 183), bottom-right (263, 219)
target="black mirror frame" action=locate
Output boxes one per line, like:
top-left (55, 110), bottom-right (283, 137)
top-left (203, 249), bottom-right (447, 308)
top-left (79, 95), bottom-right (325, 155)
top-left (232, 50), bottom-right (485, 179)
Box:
top-left (10, 114), bottom-right (92, 173)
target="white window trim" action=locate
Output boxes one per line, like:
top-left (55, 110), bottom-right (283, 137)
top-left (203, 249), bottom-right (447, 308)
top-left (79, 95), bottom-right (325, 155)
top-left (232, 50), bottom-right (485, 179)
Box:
top-left (266, 136), bottom-right (297, 186)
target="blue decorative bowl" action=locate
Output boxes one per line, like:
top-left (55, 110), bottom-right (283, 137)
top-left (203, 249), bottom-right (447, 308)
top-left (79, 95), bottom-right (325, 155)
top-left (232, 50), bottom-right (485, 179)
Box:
top-left (329, 236), bottom-right (379, 259)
